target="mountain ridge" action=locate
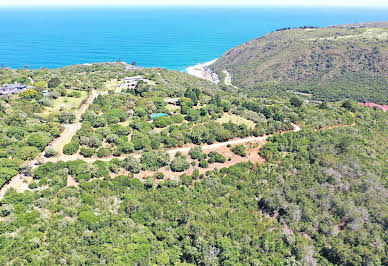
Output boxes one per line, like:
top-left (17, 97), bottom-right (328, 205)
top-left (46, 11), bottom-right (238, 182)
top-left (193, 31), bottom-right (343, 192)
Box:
top-left (211, 21), bottom-right (388, 104)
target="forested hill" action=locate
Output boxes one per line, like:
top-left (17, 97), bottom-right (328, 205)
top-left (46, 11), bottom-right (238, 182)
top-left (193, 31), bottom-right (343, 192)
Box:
top-left (211, 22), bottom-right (388, 104)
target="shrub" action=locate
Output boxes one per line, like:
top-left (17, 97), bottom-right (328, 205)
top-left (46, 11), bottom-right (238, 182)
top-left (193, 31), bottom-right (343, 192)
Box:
top-left (290, 97), bottom-right (303, 107)
top-left (58, 112), bottom-right (76, 124)
top-left (63, 141), bottom-right (79, 155)
top-left (189, 146), bottom-right (203, 160)
top-left (171, 114), bottom-right (184, 124)
top-left (79, 210), bottom-right (99, 227)
top-left (140, 151), bottom-right (170, 171)
top-left (154, 116), bottom-right (170, 128)
top-left (208, 151), bottom-right (226, 164)
top-left (170, 155), bottom-right (190, 172)
top-left (80, 147), bottom-right (95, 157)
top-left (16, 146), bottom-right (40, 160)
top-left (123, 156), bottom-right (141, 174)
top-left (27, 133), bottom-right (50, 151)
top-left (44, 147), bottom-right (57, 158)
top-left (118, 142), bottom-right (135, 154)
top-left (199, 159), bottom-right (209, 168)
top-left (96, 147), bottom-right (111, 158)
top-left (155, 172), bottom-right (164, 179)
top-left (231, 145), bottom-right (246, 157)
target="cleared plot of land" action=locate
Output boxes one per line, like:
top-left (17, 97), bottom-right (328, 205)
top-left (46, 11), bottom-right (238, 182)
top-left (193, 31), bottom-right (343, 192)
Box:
top-left (104, 79), bottom-right (120, 90)
top-left (166, 104), bottom-right (180, 112)
top-left (217, 113), bottom-right (256, 128)
top-left (43, 90), bottom-right (88, 116)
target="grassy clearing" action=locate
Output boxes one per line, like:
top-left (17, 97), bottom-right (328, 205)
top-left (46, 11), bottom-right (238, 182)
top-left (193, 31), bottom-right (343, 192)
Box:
top-left (104, 79), bottom-right (121, 90)
top-left (166, 104), bottom-right (180, 112)
top-left (43, 90), bottom-right (88, 116)
top-left (217, 113), bottom-right (256, 128)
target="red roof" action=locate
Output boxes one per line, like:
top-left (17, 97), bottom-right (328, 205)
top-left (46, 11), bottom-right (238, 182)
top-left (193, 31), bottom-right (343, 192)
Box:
top-left (358, 102), bottom-right (388, 111)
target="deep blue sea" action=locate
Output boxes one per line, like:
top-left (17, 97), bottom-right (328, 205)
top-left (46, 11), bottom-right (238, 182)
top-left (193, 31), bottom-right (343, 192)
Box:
top-left (1, 7), bottom-right (387, 71)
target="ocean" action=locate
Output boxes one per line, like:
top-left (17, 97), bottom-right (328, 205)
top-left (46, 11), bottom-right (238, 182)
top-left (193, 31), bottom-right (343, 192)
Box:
top-left (1, 6), bottom-right (387, 71)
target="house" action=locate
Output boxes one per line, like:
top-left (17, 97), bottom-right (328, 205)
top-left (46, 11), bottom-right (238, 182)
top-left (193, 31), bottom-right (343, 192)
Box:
top-left (120, 76), bottom-right (143, 88)
top-left (123, 65), bottom-right (144, 71)
top-left (164, 98), bottom-right (179, 105)
top-left (0, 84), bottom-right (35, 96)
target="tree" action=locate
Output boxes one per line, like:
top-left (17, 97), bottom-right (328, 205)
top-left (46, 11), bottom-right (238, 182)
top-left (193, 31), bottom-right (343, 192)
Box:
top-left (186, 109), bottom-right (200, 122)
top-left (154, 116), bottom-right (170, 128)
top-left (140, 151), bottom-right (170, 171)
top-left (16, 146), bottom-right (40, 160)
top-left (58, 112), bottom-right (76, 124)
top-left (123, 156), bottom-right (141, 174)
top-left (48, 77), bottom-right (61, 88)
top-left (290, 97), bottom-right (303, 107)
top-left (342, 100), bottom-right (355, 112)
top-left (27, 133), bottom-right (50, 151)
top-left (170, 154), bottom-right (190, 172)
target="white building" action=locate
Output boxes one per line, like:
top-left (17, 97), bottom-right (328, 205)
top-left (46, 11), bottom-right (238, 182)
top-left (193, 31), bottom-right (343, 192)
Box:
top-left (120, 76), bottom-right (143, 88)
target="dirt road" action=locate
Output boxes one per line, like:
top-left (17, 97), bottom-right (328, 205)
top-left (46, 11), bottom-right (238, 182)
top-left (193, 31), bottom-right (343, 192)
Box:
top-left (0, 90), bottom-right (98, 200)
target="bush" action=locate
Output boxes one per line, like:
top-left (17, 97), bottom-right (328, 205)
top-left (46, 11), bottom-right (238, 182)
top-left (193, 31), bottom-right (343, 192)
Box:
top-left (58, 112), bottom-right (76, 124)
top-left (80, 147), bottom-right (95, 157)
top-left (290, 97), bottom-right (303, 107)
top-left (231, 145), bottom-right (246, 157)
top-left (44, 147), bottom-right (57, 158)
top-left (189, 146), bottom-right (203, 160)
top-left (155, 172), bottom-right (164, 179)
top-left (16, 146), bottom-right (40, 160)
top-left (140, 151), bottom-right (170, 171)
top-left (208, 151), bottom-right (226, 164)
top-left (123, 156), bottom-right (141, 174)
top-left (96, 147), bottom-right (111, 158)
top-left (199, 159), bottom-right (208, 168)
top-left (170, 155), bottom-right (190, 172)
top-left (63, 141), bottom-right (79, 155)
top-left (171, 114), bottom-right (184, 124)
top-left (342, 100), bottom-right (356, 112)
top-left (27, 133), bottom-right (50, 151)
top-left (118, 142), bottom-right (135, 154)
top-left (154, 116), bottom-right (170, 128)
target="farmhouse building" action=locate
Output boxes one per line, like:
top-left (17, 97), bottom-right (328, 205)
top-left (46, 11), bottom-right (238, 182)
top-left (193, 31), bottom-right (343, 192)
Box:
top-left (0, 84), bottom-right (35, 96)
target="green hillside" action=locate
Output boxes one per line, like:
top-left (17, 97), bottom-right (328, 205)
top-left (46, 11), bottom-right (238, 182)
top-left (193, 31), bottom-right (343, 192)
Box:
top-left (211, 22), bottom-right (388, 104)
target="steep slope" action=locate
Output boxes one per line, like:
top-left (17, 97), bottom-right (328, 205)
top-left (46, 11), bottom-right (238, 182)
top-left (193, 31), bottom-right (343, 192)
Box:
top-left (211, 22), bottom-right (388, 104)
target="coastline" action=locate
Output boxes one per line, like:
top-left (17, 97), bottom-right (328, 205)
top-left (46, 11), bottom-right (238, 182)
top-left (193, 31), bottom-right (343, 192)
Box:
top-left (186, 59), bottom-right (220, 84)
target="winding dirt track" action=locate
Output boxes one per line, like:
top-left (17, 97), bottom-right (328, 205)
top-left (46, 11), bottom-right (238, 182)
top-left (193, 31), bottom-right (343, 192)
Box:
top-left (0, 90), bottom-right (98, 200)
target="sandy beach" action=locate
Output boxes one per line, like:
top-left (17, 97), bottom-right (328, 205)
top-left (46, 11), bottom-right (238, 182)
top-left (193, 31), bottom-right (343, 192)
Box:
top-left (186, 59), bottom-right (220, 84)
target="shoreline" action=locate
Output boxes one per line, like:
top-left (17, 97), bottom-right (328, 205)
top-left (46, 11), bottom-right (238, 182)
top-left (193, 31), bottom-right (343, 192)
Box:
top-left (186, 59), bottom-right (220, 84)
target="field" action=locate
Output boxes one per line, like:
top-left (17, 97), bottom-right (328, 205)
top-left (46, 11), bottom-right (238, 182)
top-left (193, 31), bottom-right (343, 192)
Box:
top-left (43, 90), bottom-right (88, 116)
top-left (217, 113), bottom-right (256, 128)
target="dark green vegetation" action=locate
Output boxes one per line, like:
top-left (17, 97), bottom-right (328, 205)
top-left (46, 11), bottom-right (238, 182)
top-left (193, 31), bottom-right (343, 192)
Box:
top-left (67, 78), bottom-right (295, 158)
top-left (211, 22), bottom-right (388, 104)
top-left (0, 106), bottom-right (386, 265)
top-left (0, 35), bottom-right (387, 265)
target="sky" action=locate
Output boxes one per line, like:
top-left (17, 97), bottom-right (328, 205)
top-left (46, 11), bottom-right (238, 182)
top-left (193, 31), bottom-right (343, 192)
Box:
top-left (0, 0), bottom-right (387, 7)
